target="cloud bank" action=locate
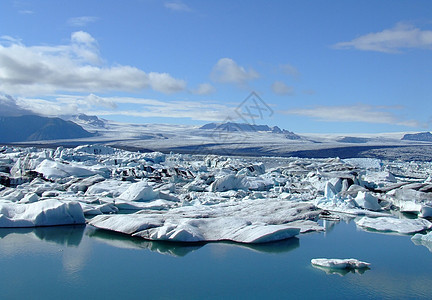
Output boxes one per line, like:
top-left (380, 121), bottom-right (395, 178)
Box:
top-left (334, 23), bottom-right (432, 53)
top-left (7, 94), bottom-right (234, 122)
top-left (0, 32), bottom-right (186, 95)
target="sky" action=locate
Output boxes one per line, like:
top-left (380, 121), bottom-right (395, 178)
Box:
top-left (0, 0), bottom-right (431, 133)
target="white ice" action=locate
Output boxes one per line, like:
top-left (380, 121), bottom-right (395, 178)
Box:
top-left (311, 258), bottom-right (370, 269)
top-left (356, 216), bottom-right (432, 234)
top-left (89, 199), bottom-right (320, 243)
top-left (0, 199), bottom-right (85, 227)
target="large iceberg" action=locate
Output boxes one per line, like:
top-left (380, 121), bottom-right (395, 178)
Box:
top-left (0, 199), bottom-right (85, 227)
top-left (89, 200), bottom-right (320, 243)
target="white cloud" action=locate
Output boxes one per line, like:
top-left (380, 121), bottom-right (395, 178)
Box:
top-left (148, 72), bottom-right (187, 94)
top-left (191, 83), bottom-right (215, 95)
top-left (0, 32), bottom-right (187, 95)
top-left (164, 1), bottom-right (192, 12)
top-left (334, 23), bottom-right (432, 53)
top-left (284, 104), bottom-right (422, 127)
top-left (68, 16), bottom-right (99, 27)
top-left (0, 94), bottom-right (33, 116)
top-left (271, 81), bottom-right (294, 96)
top-left (211, 58), bottom-right (259, 85)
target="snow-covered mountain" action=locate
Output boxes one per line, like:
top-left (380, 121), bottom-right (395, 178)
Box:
top-left (402, 132), bottom-right (432, 142)
top-left (71, 114), bottom-right (107, 129)
top-left (199, 122), bottom-right (301, 140)
top-left (2, 113), bottom-right (432, 160)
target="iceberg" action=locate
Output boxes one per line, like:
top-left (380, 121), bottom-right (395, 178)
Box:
top-left (0, 199), bottom-right (85, 227)
top-left (118, 181), bottom-right (158, 201)
top-left (354, 191), bottom-right (381, 211)
top-left (311, 258), bottom-right (370, 269)
top-left (411, 232), bottom-right (432, 252)
top-left (35, 159), bottom-right (97, 179)
top-left (356, 216), bottom-right (432, 234)
top-left (89, 200), bottom-right (320, 243)
top-left (311, 258), bottom-right (370, 275)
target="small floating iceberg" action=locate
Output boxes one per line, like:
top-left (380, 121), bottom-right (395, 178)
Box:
top-left (356, 216), bottom-right (432, 234)
top-left (412, 232), bottom-right (432, 252)
top-left (311, 258), bottom-right (370, 276)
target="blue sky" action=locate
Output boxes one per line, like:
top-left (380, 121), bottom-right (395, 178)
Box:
top-left (0, 0), bottom-right (431, 133)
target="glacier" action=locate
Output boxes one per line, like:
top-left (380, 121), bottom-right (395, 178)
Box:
top-left (1, 144), bottom-right (432, 245)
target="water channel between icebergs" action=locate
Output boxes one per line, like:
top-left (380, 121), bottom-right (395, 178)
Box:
top-left (1, 218), bottom-right (432, 299)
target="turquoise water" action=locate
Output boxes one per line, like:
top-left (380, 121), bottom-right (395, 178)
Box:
top-left (1, 219), bottom-right (432, 299)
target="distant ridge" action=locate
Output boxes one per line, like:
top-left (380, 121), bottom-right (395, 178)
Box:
top-left (199, 122), bottom-right (301, 140)
top-left (72, 114), bottom-right (106, 128)
top-left (0, 115), bottom-right (95, 143)
top-left (401, 132), bottom-right (432, 142)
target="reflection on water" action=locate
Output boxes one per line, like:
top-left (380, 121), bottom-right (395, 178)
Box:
top-left (86, 227), bottom-right (204, 257)
top-left (311, 264), bottom-right (370, 276)
top-left (86, 227), bottom-right (300, 256)
top-left (226, 237), bottom-right (299, 254)
top-left (0, 225), bottom-right (85, 247)
top-left (34, 225), bottom-right (85, 246)
top-left (1, 220), bottom-right (432, 299)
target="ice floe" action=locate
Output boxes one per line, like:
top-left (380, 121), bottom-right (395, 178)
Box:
top-left (311, 258), bottom-right (370, 275)
top-left (0, 199), bottom-right (85, 227)
top-left (356, 216), bottom-right (432, 234)
top-left (89, 200), bottom-right (320, 243)
top-left (2, 144), bottom-right (432, 245)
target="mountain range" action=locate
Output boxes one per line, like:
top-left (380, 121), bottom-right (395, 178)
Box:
top-left (0, 115), bottom-right (95, 143)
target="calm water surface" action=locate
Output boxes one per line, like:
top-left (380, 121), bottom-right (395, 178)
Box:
top-left (1, 219), bottom-right (432, 299)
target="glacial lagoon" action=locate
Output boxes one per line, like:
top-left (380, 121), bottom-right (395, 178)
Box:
top-left (1, 219), bottom-right (432, 299)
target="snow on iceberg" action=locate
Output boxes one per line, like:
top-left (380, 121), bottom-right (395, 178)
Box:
top-left (89, 199), bottom-right (321, 243)
top-left (311, 258), bottom-right (370, 269)
top-left (354, 191), bottom-right (381, 211)
top-left (35, 159), bottom-right (97, 179)
top-left (0, 199), bottom-right (85, 227)
top-left (118, 180), bottom-right (158, 201)
top-left (210, 174), bottom-right (246, 192)
top-left (311, 258), bottom-right (370, 275)
top-left (356, 216), bottom-right (432, 234)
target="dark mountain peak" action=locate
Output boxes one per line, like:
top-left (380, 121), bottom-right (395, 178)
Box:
top-left (73, 114), bottom-right (106, 128)
top-left (199, 122), bottom-right (301, 140)
top-left (0, 115), bottom-right (95, 143)
top-left (402, 132), bottom-right (432, 142)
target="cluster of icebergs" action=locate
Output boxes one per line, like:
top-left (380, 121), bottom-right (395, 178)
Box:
top-left (1, 145), bottom-right (432, 249)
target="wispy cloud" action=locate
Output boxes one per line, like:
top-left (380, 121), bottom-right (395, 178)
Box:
top-left (68, 16), bottom-right (99, 27)
top-left (0, 94), bottom-right (33, 116)
top-left (16, 94), bottom-right (235, 121)
top-left (19, 10), bottom-right (34, 15)
top-left (0, 32), bottom-right (187, 95)
top-left (333, 23), bottom-right (432, 53)
top-left (271, 81), bottom-right (294, 96)
top-left (211, 58), bottom-right (259, 85)
top-left (164, 1), bottom-right (192, 12)
top-left (279, 63), bottom-right (300, 79)
top-left (191, 83), bottom-right (215, 95)
top-left (284, 104), bottom-right (423, 127)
